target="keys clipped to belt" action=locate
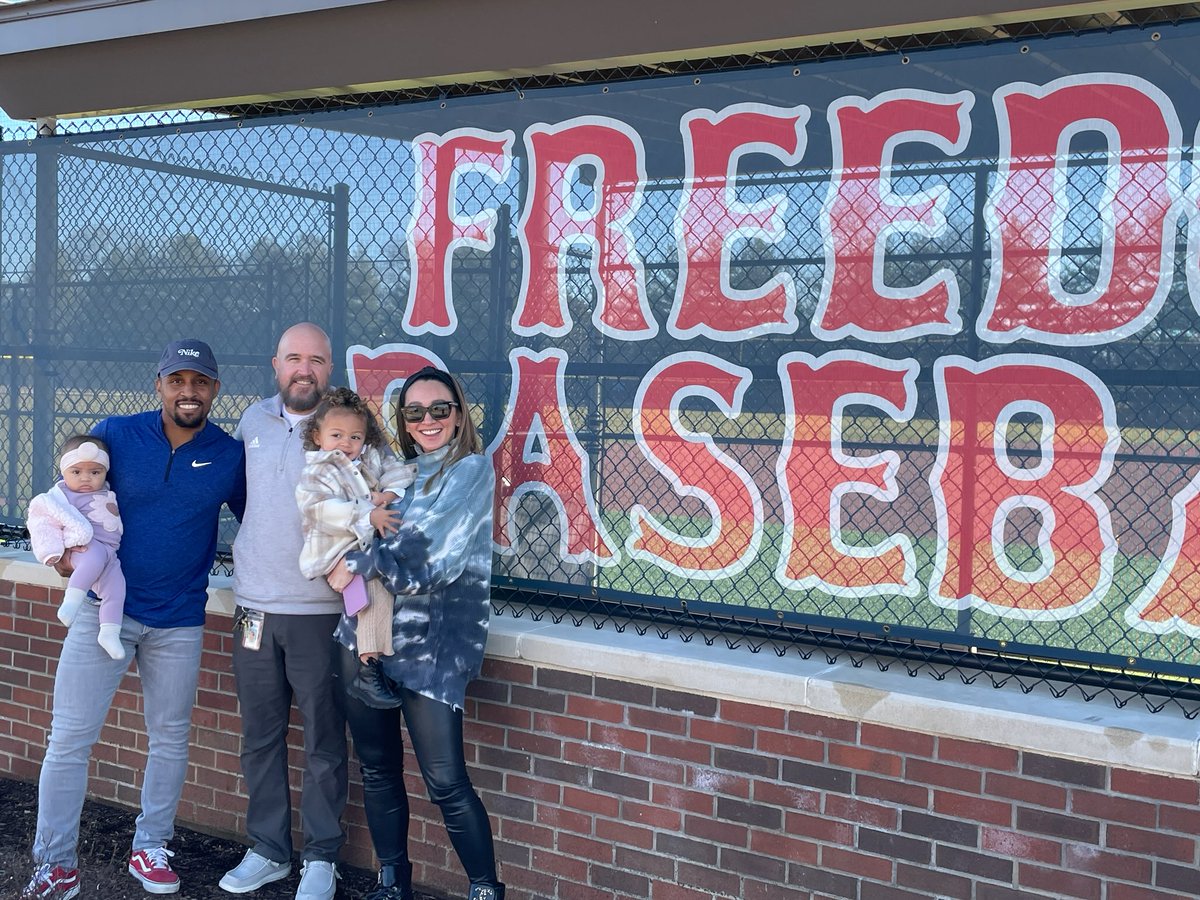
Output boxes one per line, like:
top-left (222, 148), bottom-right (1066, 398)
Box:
top-left (236, 608), bottom-right (265, 651)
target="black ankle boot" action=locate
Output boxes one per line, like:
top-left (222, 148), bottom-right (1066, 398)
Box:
top-left (351, 658), bottom-right (403, 709)
top-left (467, 883), bottom-right (505, 900)
top-left (363, 862), bottom-right (414, 900)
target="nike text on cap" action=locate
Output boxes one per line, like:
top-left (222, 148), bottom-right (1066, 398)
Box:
top-left (158, 338), bottom-right (219, 380)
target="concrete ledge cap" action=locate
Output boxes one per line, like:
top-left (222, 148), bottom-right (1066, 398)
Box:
top-left (3, 550), bottom-right (1196, 776)
top-left (485, 613), bottom-right (1200, 778)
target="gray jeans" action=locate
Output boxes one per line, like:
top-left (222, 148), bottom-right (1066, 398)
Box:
top-left (34, 601), bottom-right (204, 868)
top-left (231, 609), bottom-right (347, 864)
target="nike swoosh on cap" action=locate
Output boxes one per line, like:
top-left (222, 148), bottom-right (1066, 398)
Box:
top-left (191, 460), bottom-right (213, 468)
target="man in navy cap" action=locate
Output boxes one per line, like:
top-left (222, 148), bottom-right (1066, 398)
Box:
top-left (22, 338), bottom-right (246, 900)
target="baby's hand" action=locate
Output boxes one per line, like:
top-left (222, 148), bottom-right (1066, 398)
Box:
top-left (370, 506), bottom-right (403, 535)
top-left (370, 491), bottom-right (398, 508)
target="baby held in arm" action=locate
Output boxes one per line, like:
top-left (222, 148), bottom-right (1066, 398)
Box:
top-left (26, 434), bottom-right (127, 659)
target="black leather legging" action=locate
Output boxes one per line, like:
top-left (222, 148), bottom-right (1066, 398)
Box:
top-left (333, 644), bottom-right (498, 885)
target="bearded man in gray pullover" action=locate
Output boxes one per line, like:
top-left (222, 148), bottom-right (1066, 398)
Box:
top-left (221, 323), bottom-right (345, 900)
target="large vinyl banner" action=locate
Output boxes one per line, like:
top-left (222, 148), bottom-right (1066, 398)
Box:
top-left (323, 27), bottom-right (1200, 673)
top-left (9, 23), bottom-right (1200, 674)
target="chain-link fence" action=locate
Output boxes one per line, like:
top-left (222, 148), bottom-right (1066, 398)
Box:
top-left (5, 10), bottom-right (1200, 714)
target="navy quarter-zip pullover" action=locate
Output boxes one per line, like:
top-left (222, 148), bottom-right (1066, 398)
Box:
top-left (91, 410), bottom-right (246, 628)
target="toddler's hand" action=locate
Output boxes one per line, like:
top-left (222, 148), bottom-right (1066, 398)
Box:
top-left (370, 491), bottom-right (398, 508)
top-left (370, 507), bottom-right (403, 535)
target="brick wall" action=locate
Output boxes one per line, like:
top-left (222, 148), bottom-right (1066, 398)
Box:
top-left (3, 565), bottom-right (1200, 899)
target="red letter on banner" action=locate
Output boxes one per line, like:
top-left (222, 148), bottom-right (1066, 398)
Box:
top-left (667, 103), bottom-right (809, 341)
top-left (626, 353), bottom-right (762, 577)
top-left (1126, 475), bottom-right (1200, 635)
top-left (930, 356), bottom-right (1119, 617)
top-left (514, 117), bottom-right (656, 339)
top-left (346, 343), bottom-right (444, 443)
top-left (981, 75), bottom-right (1180, 344)
top-left (403, 128), bottom-right (514, 335)
top-left (815, 90), bottom-right (972, 341)
top-left (488, 348), bottom-right (619, 564)
top-left (775, 352), bottom-right (919, 596)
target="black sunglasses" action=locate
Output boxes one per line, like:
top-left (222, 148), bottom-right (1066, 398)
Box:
top-left (399, 400), bottom-right (459, 423)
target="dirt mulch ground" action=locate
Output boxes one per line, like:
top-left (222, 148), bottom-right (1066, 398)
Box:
top-left (0, 779), bottom-right (445, 900)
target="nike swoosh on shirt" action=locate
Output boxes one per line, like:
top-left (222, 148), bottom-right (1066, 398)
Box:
top-left (191, 460), bottom-right (213, 468)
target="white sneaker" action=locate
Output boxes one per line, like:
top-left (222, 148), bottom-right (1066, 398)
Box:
top-left (295, 860), bottom-right (338, 900)
top-left (218, 849), bottom-right (290, 893)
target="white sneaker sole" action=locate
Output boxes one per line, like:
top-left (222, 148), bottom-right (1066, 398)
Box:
top-left (218, 865), bottom-right (291, 894)
top-left (128, 864), bottom-right (181, 894)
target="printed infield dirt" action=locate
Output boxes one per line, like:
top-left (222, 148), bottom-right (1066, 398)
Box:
top-left (0, 778), bottom-right (445, 900)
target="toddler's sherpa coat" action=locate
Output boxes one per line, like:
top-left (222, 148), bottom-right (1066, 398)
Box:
top-left (295, 444), bottom-right (414, 656)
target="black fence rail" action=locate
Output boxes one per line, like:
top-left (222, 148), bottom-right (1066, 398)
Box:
top-left (5, 10), bottom-right (1200, 716)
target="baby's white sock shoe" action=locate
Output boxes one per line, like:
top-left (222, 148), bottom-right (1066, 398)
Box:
top-left (58, 588), bottom-right (87, 626)
top-left (97, 622), bottom-right (124, 660)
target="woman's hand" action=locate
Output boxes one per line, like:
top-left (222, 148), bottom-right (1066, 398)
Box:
top-left (326, 557), bottom-right (355, 592)
top-left (370, 506), bottom-right (403, 535)
top-left (359, 652), bottom-right (380, 664)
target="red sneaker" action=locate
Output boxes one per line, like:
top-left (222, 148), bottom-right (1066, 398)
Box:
top-left (20, 864), bottom-right (80, 900)
top-left (128, 847), bottom-right (180, 894)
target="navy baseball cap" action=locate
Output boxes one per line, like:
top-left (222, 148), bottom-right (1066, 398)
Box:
top-left (157, 338), bottom-right (219, 379)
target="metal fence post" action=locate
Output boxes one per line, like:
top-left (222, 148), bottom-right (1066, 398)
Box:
top-left (0, 126), bottom-right (15, 521)
top-left (31, 135), bottom-right (58, 494)
top-left (331, 182), bottom-right (350, 384)
top-left (485, 210), bottom-right (511, 444)
top-left (952, 162), bottom-right (992, 637)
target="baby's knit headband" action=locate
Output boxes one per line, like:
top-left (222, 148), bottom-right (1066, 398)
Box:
top-left (60, 441), bottom-right (110, 474)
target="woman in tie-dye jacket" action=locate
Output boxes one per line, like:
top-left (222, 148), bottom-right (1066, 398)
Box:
top-left (329, 365), bottom-right (504, 900)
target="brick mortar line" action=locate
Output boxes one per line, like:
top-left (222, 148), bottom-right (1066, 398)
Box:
top-left (4, 547), bottom-right (1196, 778)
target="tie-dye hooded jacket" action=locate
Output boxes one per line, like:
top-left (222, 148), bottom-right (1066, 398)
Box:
top-left (338, 444), bottom-right (495, 709)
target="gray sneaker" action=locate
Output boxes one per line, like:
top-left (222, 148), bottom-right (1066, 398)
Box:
top-left (295, 860), bottom-right (338, 900)
top-left (218, 849), bottom-right (291, 894)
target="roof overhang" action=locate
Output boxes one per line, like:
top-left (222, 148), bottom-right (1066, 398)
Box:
top-left (0, 0), bottom-right (1177, 120)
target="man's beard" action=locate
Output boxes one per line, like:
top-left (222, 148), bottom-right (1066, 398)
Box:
top-left (168, 406), bottom-right (206, 429)
top-left (281, 378), bottom-right (322, 413)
